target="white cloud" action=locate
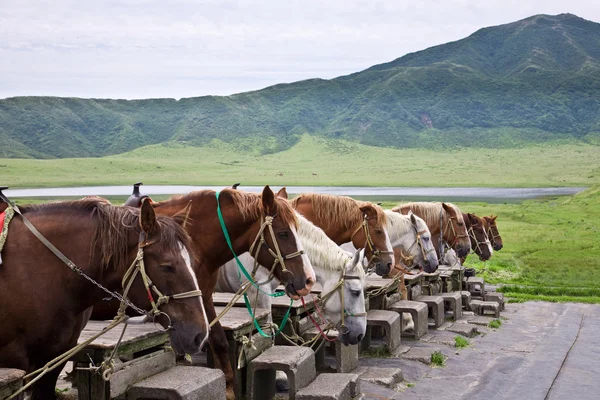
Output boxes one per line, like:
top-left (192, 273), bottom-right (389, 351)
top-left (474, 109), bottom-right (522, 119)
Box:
top-left (0, 0), bottom-right (598, 99)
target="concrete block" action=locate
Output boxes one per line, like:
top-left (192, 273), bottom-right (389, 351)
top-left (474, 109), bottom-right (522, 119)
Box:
top-left (0, 368), bottom-right (25, 400)
top-left (356, 366), bottom-right (403, 388)
top-left (466, 276), bottom-right (485, 296)
top-left (388, 300), bottom-right (428, 340)
top-left (446, 322), bottom-right (478, 338)
top-left (439, 292), bottom-right (462, 320)
top-left (484, 292), bottom-right (505, 311)
top-left (247, 346), bottom-right (316, 400)
top-left (366, 310), bottom-right (401, 351)
top-left (296, 373), bottom-right (360, 400)
top-left (335, 342), bottom-right (359, 373)
top-left (127, 366), bottom-right (225, 400)
top-left (469, 300), bottom-right (500, 318)
top-left (460, 291), bottom-right (472, 311)
top-left (401, 347), bottom-right (441, 365)
top-left (415, 295), bottom-right (445, 328)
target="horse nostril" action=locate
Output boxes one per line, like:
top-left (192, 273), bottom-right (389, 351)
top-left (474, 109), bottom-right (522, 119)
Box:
top-left (357, 334), bottom-right (364, 342)
top-left (306, 277), bottom-right (315, 287)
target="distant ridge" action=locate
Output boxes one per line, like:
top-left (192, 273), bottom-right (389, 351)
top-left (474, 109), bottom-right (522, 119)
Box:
top-left (1, 13), bottom-right (600, 158)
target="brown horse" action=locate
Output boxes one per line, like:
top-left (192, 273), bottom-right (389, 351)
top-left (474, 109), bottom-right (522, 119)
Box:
top-left (0, 199), bottom-right (208, 400)
top-left (288, 191), bottom-right (395, 276)
top-left (92, 186), bottom-right (315, 399)
top-left (392, 202), bottom-right (470, 260)
top-left (483, 215), bottom-right (503, 250)
top-left (462, 213), bottom-right (493, 262)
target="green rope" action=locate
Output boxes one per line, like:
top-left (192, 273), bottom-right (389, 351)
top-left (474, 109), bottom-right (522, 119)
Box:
top-left (216, 191), bottom-right (291, 337)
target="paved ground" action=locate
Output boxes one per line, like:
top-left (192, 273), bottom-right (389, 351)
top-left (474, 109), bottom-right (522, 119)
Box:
top-left (359, 302), bottom-right (600, 400)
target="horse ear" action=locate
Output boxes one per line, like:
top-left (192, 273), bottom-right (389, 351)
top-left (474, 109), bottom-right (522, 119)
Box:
top-left (139, 198), bottom-right (158, 235)
top-left (172, 200), bottom-right (193, 229)
top-left (359, 203), bottom-right (377, 220)
top-left (468, 213), bottom-right (478, 225)
top-left (409, 211), bottom-right (417, 226)
top-left (491, 215), bottom-right (498, 221)
top-left (262, 185), bottom-right (276, 215)
top-left (441, 203), bottom-right (452, 213)
top-left (276, 187), bottom-right (288, 199)
top-left (352, 249), bottom-right (362, 267)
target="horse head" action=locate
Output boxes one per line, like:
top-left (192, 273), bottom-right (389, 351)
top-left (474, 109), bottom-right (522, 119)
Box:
top-left (408, 211), bottom-right (439, 272)
top-left (441, 203), bottom-right (470, 258)
top-left (126, 200), bottom-right (209, 355)
top-left (355, 202), bottom-right (394, 276)
top-left (466, 213), bottom-right (493, 261)
top-left (251, 185), bottom-right (315, 299)
top-left (484, 215), bottom-right (503, 251)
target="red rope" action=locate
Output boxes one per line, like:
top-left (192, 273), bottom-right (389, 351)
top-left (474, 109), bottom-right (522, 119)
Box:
top-left (301, 296), bottom-right (337, 342)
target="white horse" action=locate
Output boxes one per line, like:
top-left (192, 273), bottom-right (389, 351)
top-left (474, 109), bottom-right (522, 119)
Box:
top-left (216, 213), bottom-right (367, 345)
top-left (341, 209), bottom-right (437, 333)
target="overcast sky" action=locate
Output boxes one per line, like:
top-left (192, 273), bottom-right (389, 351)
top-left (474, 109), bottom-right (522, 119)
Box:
top-left (1, 0), bottom-right (598, 100)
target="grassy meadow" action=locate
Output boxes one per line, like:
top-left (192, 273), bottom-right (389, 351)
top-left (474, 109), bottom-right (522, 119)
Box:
top-left (384, 185), bottom-right (600, 303)
top-left (1, 135), bottom-right (600, 188)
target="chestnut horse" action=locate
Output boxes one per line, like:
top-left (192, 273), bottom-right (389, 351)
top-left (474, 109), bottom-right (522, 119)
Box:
top-left (0, 199), bottom-right (207, 399)
top-left (462, 213), bottom-right (493, 262)
top-left (392, 202), bottom-right (470, 260)
top-left (483, 215), bottom-right (503, 251)
top-left (288, 191), bottom-right (395, 276)
top-left (92, 186), bottom-right (315, 400)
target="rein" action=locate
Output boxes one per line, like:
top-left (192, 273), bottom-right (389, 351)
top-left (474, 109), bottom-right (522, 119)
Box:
top-left (1, 198), bottom-right (201, 399)
top-left (350, 214), bottom-right (393, 267)
top-left (467, 226), bottom-right (490, 256)
top-left (214, 191), bottom-right (303, 338)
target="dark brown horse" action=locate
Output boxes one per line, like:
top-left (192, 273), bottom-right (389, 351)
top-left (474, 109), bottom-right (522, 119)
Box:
top-left (462, 213), bottom-right (493, 262)
top-left (483, 215), bottom-right (503, 250)
top-left (288, 191), bottom-right (395, 276)
top-left (92, 186), bottom-right (315, 399)
top-left (393, 202), bottom-right (470, 260)
top-left (0, 199), bottom-right (208, 399)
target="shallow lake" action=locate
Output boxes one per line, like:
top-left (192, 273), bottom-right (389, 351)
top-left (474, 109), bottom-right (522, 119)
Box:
top-left (4, 185), bottom-right (586, 204)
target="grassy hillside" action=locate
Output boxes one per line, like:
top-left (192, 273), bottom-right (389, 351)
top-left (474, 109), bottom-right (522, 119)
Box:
top-left (1, 135), bottom-right (599, 188)
top-left (1, 14), bottom-right (600, 159)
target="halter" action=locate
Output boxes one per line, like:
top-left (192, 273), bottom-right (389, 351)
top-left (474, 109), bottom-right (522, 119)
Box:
top-left (313, 268), bottom-right (366, 337)
top-left (487, 224), bottom-right (502, 244)
top-left (467, 225), bottom-right (490, 257)
top-left (350, 214), bottom-right (393, 267)
top-left (405, 221), bottom-right (436, 268)
top-left (215, 191), bottom-right (305, 338)
top-left (438, 208), bottom-right (469, 261)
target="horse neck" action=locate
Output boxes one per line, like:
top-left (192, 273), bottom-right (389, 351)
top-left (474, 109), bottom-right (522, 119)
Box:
top-left (293, 201), bottom-right (353, 244)
top-left (297, 215), bottom-right (352, 274)
top-left (154, 194), bottom-right (258, 274)
top-left (384, 211), bottom-right (413, 249)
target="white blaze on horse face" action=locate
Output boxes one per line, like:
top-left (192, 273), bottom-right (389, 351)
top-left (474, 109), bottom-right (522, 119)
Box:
top-left (179, 243), bottom-right (210, 346)
top-left (291, 225), bottom-right (316, 285)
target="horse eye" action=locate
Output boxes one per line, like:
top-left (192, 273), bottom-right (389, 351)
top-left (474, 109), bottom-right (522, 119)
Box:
top-left (351, 290), bottom-right (361, 297)
top-left (160, 265), bottom-right (175, 273)
top-left (423, 237), bottom-right (429, 242)
top-left (458, 222), bottom-right (464, 226)
top-left (277, 231), bottom-right (289, 239)
top-left (375, 230), bottom-right (383, 234)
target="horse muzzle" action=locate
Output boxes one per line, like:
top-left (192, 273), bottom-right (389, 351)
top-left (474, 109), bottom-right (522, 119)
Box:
top-left (169, 321), bottom-right (209, 356)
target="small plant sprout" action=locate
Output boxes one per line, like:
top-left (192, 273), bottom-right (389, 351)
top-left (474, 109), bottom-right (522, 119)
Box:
top-left (454, 336), bottom-right (470, 348)
top-left (489, 319), bottom-right (502, 329)
top-left (430, 351), bottom-right (446, 367)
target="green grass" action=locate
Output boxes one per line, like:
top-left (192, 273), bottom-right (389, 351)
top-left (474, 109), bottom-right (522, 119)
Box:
top-left (360, 347), bottom-right (393, 358)
top-left (1, 135), bottom-right (599, 188)
top-left (488, 319), bottom-right (502, 329)
top-left (454, 336), bottom-right (471, 348)
top-left (430, 351), bottom-right (446, 367)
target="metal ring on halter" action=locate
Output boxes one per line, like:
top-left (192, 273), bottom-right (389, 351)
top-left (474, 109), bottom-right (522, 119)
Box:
top-left (151, 311), bottom-right (173, 332)
top-left (338, 324), bottom-right (350, 335)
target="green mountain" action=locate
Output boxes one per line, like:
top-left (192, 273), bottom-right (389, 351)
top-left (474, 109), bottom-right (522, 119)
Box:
top-left (2, 13), bottom-right (600, 159)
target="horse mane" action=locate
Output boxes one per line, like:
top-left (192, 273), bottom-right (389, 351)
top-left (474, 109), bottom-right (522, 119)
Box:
top-left (296, 213), bottom-right (365, 281)
top-left (18, 199), bottom-right (193, 270)
top-left (163, 189), bottom-right (298, 227)
top-left (383, 210), bottom-right (413, 236)
top-left (392, 202), bottom-right (466, 228)
top-left (291, 193), bottom-right (386, 231)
